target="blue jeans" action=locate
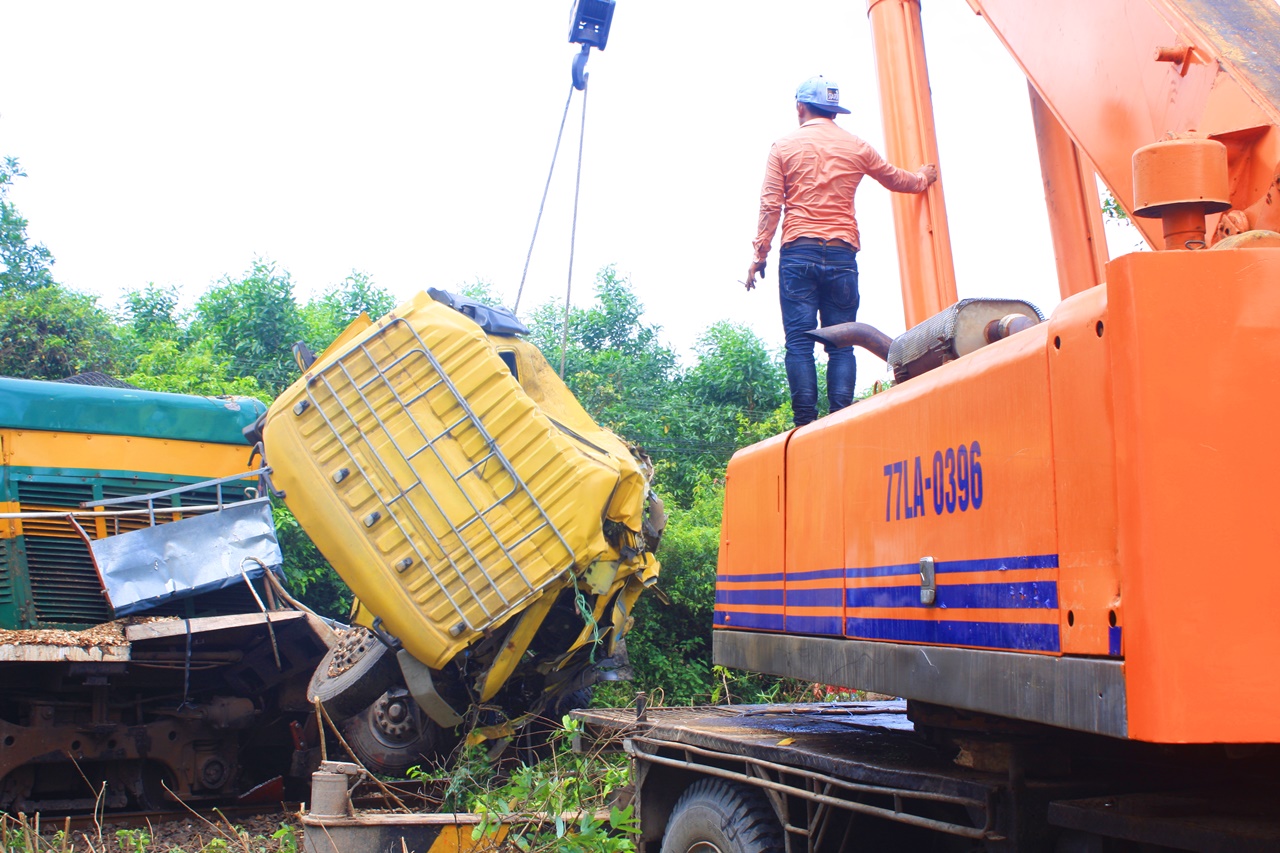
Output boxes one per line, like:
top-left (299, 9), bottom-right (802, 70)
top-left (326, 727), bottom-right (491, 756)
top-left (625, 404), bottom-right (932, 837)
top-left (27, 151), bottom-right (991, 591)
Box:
top-left (779, 243), bottom-right (860, 427)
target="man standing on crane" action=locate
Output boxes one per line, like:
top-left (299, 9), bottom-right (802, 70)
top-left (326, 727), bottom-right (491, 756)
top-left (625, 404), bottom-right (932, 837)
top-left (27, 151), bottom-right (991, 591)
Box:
top-left (747, 75), bottom-right (938, 427)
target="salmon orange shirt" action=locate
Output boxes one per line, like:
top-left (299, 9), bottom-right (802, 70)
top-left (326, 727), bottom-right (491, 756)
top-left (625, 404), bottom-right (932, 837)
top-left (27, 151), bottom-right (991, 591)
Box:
top-left (752, 118), bottom-right (928, 264)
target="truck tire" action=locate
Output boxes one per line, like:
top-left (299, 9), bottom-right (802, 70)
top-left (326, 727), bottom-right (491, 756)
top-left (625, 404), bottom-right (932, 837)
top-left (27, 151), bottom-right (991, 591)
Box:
top-left (513, 686), bottom-right (594, 763)
top-left (660, 779), bottom-right (784, 853)
top-left (548, 686), bottom-right (593, 720)
top-left (308, 627), bottom-right (401, 719)
top-left (341, 688), bottom-right (446, 776)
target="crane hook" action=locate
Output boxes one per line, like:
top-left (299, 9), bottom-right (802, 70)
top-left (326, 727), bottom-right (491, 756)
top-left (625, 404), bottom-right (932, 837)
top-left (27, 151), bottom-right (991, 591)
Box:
top-left (568, 0), bottom-right (614, 91)
top-left (572, 44), bottom-right (591, 91)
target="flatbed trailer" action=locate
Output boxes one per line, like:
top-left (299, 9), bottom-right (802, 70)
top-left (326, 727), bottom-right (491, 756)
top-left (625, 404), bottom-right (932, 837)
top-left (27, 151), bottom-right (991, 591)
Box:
top-left (573, 702), bottom-right (1280, 852)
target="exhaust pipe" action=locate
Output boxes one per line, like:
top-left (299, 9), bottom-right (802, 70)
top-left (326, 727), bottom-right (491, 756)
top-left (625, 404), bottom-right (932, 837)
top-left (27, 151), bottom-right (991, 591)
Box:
top-left (803, 322), bottom-right (893, 361)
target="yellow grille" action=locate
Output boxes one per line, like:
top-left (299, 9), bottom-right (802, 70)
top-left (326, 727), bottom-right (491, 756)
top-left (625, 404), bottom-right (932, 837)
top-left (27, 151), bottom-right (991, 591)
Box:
top-left (266, 292), bottom-right (645, 669)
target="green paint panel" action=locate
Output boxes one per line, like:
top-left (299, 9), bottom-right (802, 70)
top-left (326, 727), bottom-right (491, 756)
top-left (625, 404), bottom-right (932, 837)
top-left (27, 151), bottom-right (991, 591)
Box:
top-left (3, 466), bottom-right (219, 497)
top-left (0, 377), bottom-right (266, 444)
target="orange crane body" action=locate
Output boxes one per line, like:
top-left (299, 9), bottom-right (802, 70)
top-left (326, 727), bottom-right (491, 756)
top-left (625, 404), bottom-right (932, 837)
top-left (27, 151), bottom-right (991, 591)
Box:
top-left (714, 0), bottom-right (1280, 745)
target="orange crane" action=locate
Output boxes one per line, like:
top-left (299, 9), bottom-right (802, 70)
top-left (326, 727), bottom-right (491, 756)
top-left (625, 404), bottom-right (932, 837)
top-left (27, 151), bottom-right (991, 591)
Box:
top-left (576, 1), bottom-right (1280, 849)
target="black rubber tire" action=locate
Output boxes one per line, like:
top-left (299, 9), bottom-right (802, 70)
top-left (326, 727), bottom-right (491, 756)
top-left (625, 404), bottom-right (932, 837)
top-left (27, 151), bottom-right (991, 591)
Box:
top-left (548, 686), bottom-right (593, 719)
top-left (660, 779), bottom-right (784, 853)
top-left (340, 688), bottom-right (445, 777)
top-left (307, 627), bottom-right (401, 719)
top-left (512, 686), bottom-right (595, 764)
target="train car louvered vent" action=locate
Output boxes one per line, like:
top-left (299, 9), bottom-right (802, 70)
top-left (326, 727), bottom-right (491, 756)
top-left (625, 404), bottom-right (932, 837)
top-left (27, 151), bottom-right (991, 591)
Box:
top-left (13, 476), bottom-right (246, 627)
top-left (0, 544), bottom-right (13, 606)
top-left (17, 480), bottom-right (95, 505)
top-left (26, 537), bottom-right (111, 624)
top-left (15, 479), bottom-right (104, 625)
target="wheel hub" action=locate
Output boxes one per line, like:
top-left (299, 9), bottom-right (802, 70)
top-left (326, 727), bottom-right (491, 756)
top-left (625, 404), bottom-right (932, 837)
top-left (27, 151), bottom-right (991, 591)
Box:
top-left (371, 691), bottom-right (418, 745)
top-left (328, 628), bottom-right (377, 678)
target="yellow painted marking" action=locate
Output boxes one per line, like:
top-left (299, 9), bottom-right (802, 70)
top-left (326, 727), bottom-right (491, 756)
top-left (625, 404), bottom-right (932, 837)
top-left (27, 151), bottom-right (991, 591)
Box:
top-left (3, 429), bottom-right (255, 480)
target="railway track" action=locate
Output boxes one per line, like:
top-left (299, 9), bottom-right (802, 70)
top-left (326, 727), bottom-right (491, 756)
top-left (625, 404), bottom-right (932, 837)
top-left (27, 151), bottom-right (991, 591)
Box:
top-left (0, 805), bottom-right (297, 853)
top-left (32, 803), bottom-right (297, 835)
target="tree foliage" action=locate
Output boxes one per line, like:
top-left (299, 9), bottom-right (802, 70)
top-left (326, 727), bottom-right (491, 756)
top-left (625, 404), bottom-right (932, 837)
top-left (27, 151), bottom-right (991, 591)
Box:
top-left (121, 284), bottom-right (182, 347)
top-left (0, 284), bottom-right (118, 379)
top-left (0, 158), bottom-right (120, 380)
top-left (0, 157), bottom-right (56, 293)
top-left (610, 480), bottom-right (726, 704)
top-left (190, 259), bottom-right (308, 397)
top-left (273, 503), bottom-right (353, 618)
top-left (124, 338), bottom-right (264, 398)
top-left (527, 266), bottom-right (680, 443)
top-left (688, 322), bottom-right (785, 416)
top-left (299, 269), bottom-right (397, 354)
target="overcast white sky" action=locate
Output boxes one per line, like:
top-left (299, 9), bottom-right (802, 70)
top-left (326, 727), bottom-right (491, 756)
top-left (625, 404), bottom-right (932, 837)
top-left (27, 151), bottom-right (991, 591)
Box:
top-left (1, 1), bottom-right (1143, 389)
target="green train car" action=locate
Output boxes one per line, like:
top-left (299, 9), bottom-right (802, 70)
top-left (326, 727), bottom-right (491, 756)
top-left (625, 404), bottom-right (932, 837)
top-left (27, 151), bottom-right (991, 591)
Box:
top-left (0, 376), bottom-right (333, 812)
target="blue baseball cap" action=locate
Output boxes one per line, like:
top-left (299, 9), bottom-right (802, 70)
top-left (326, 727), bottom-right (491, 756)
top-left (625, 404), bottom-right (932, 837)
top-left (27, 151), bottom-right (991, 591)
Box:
top-left (795, 76), bottom-right (850, 114)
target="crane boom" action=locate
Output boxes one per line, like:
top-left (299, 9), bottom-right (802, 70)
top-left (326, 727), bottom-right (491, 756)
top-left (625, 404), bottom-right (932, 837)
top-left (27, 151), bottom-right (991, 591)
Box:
top-left (965, 0), bottom-right (1280, 248)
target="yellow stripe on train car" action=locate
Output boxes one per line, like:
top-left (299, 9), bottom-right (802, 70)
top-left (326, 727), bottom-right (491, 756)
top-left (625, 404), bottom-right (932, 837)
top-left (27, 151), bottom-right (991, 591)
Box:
top-left (2, 429), bottom-right (258, 481)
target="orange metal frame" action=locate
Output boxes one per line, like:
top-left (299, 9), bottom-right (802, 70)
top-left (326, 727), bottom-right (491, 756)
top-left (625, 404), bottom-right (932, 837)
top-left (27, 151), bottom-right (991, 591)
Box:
top-left (715, 0), bottom-right (1280, 744)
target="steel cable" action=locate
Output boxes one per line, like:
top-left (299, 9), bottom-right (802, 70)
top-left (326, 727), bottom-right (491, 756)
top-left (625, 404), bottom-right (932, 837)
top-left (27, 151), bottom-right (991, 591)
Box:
top-left (514, 84), bottom-right (576, 314)
top-left (560, 79), bottom-right (589, 378)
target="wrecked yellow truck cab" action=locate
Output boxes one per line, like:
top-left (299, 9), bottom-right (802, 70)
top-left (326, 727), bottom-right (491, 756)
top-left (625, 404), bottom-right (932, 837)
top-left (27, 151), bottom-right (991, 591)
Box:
top-left (261, 289), bottom-right (661, 770)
